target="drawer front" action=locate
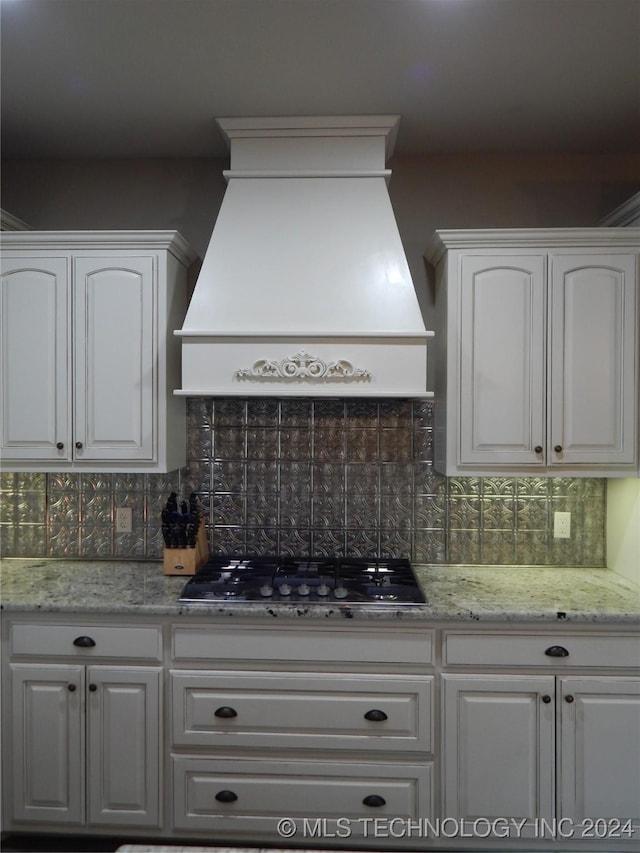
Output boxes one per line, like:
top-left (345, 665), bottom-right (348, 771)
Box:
top-left (11, 623), bottom-right (162, 660)
top-left (171, 671), bottom-right (433, 752)
top-left (443, 631), bottom-right (640, 669)
top-left (172, 625), bottom-right (432, 666)
top-left (172, 756), bottom-right (433, 835)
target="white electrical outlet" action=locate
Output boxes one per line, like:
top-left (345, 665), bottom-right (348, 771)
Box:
top-left (115, 507), bottom-right (132, 533)
top-left (554, 511), bottom-right (571, 539)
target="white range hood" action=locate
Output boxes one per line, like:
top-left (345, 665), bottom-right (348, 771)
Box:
top-left (175, 115), bottom-right (433, 397)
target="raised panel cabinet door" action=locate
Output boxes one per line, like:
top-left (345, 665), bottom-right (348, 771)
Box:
top-left (442, 674), bottom-right (555, 835)
top-left (458, 255), bottom-right (546, 466)
top-left (560, 677), bottom-right (640, 825)
top-left (86, 666), bottom-right (161, 828)
top-left (10, 663), bottom-right (84, 825)
top-left (0, 257), bottom-right (72, 461)
top-left (549, 253), bottom-right (638, 467)
top-left (73, 256), bottom-right (156, 462)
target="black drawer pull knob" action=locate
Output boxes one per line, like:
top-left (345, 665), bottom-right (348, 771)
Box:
top-left (565, 695), bottom-right (574, 703)
top-left (544, 645), bottom-right (569, 657)
top-left (363, 794), bottom-right (386, 808)
top-left (75, 441), bottom-right (83, 450)
top-left (534, 445), bottom-right (543, 454)
top-left (89, 684), bottom-right (97, 693)
top-left (214, 706), bottom-right (238, 719)
top-left (73, 636), bottom-right (96, 648)
top-left (364, 709), bottom-right (388, 722)
top-left (542, 695), bottom-right (552, 704)
top-left (56, 442), bottom-right (64, 450)
top-left (67, 683), bottom-right (76, 692)
top-left (554, 445), bottom-right (563, 453)
top-left (215, 790), bottom-right (238, 803)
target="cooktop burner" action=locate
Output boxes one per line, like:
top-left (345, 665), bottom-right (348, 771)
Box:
top-left (178, 556), bottom-right (425, 605)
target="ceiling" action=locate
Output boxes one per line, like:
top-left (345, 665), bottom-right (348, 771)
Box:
top-left (1, 0), bottom-right (639, 160)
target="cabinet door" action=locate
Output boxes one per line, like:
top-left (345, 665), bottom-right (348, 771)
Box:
top-left (458, 255), bottom-right (546, 466)
top-left (0, 257), bottom-right (72, 461)
top-left (87, 666), bottom-right (161, 828)
top-left (560, 677), bottom-right (640, 825)
top-left (442, 674), bottom-right (555, 834)
top-left (10, 663), bottom-right (84, 825)
top-left (73, 256), bottom-right (155, 462)
top-left (549, 253), bottom-right (638, 467)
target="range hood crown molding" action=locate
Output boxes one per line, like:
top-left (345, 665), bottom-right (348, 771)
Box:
top-left (215, 115), bottom-right (401, 161)
top-left (175, 115), bottom-right (433, 399)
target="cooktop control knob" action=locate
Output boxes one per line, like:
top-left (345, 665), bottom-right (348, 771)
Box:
top-left (259, 584), bottom-right (273, 597)
top-left (334, 585), bottom-right (348, 599)
top-left (317, 583), bottom-right (330, 596)
top-left (298, 583), bottom-right (311, 596)
top-left (278, 583), bottom-right (292, 596)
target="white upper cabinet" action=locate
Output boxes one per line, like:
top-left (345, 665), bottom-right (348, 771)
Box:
top-left (1, 232), bottom-right (196, 472)
top-left (426, 229), bottom-right (639, 477)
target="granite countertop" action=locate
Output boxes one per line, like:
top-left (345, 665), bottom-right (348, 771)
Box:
top-left (1, 558), bottom-right (638, 624)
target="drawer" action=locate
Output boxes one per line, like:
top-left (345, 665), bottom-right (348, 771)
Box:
top-left (171, 671), bottom-right (433, 752)
top-left (443, 631), bottom-right (640, 669)
top-left (10, 623), bottom-right (162, 660)
top-left (172, 756), bottom-right (434, 835)
top-left (172, 625), bottom-right (433, 667)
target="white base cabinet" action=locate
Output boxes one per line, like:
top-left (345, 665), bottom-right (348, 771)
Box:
top-left (168, 623), bottom-right (436, 842)
top-left (5, 620), bottom-right (163, 831)
top-left (3, 614), bottom-right (639, 849)
top-left (442, 631), bottom-right (640, 845)
top-left (560, 677), bottom-right (640, 824)
top-left (0, 231), bottom-right (196, 472)
top-left (442, 674), bottom-right (555, 831)
top-left (426, 229), bottom-right (640, 476)
top-left (172, 757), bottom-right (433, 837)
top-left (11, 664), bottom-right (161, 828)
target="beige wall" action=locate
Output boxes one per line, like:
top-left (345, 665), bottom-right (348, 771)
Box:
top-left (2, 152), bottom-right (638, 260)
top-left (607, 480), bottom-right (640, 585)
top-left (3, 151), bottom-right (638, 334)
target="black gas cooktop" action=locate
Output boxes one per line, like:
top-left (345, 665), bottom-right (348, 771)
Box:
top-left (178, 556), bottom-right (426, 605)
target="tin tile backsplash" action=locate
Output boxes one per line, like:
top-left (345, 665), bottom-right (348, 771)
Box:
top-left (0, 398), bottom-right (606, 565)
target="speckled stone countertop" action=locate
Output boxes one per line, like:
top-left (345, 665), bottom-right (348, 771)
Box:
top-left (1, 558), bottom-right (638, 624)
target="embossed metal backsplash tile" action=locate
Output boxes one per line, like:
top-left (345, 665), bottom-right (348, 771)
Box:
top-left (1, 399), bottom-right (605, 565)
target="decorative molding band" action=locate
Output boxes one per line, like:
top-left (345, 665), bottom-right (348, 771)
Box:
top-left (0, 230), bottom-right (198, 265)
top-left (235, 351), bottom-right (372, 382)
top-left (599, 192), bottom-right (640, 227)
top-left (425, 227), bottom-right (640, 265)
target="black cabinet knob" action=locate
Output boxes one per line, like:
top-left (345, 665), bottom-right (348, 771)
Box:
top-left (56, 442), bottom-right (64, 450)
top-left (362, 794), bottom-right (386, 808)
top-left (67, 683), bottom-right (76, 692)
top-left (542, 695), bottom-right (552, 704)
top-left (534, 445), bottom-right (543, 454)
top-left (73, 636), bottom-right (96, 648)
top-left (554, 445), bottom-right (563, 453)
top-left (565, 695), bottom-right (574, 703)
top-left (544, 645), bottom-right (569, 658)
top-left (89, 684), bottom-right (97, 693)
top-left (214, 706), bottom-right (238, 719)
top-left (75, 441), bottom-right (83, 450)
top-left (215, 790), bottom-right (238, 803)
top-left (364, 709), bottom-right (388, 722)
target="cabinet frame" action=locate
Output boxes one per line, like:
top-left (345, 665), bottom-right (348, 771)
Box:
top-left (426, 229), bottom-right (640, 477)
top-left (0, 231), bottom-right (195, 472)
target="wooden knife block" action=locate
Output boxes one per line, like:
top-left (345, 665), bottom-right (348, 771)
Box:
top-left (162, 519), bottom-right (209, 576)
